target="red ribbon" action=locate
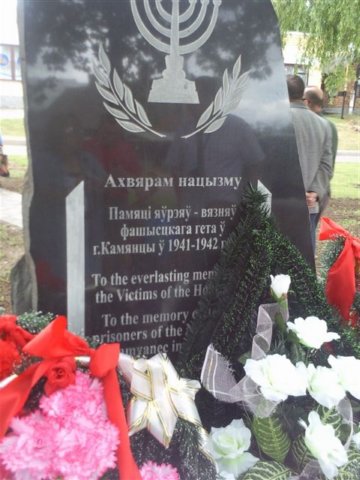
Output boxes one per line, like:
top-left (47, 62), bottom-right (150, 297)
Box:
top-left (319, 217), bottom-right (360, 323)
top-left (0, 316), bottom-right (141, 480)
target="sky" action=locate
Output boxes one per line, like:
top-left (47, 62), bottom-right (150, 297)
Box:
top-left (0, 0), bottom-right (19, 45)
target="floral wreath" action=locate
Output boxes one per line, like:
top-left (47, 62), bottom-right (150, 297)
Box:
top-left (1, 262), bottom-right (360, 479)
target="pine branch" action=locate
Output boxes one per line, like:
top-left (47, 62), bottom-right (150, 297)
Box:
top-left (129, 420), bottom-right (215, 480)
top-left (179, 189), bottom-right (270, 377)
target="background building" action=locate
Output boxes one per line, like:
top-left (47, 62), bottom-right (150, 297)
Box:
top-left (283, 31), bottom-right (322, 87)
top-left (283, 31), bottom-right (360, 115)
top-left (0, 0), bottom-right (23, 111)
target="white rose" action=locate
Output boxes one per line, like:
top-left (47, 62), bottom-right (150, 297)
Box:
top-left (328, 355), bottom-right (360, 399)
top-left (244, 355), bottom-right (307, 402)
top-left (270, 274), bottom-right (291, 300)
top-left (307, 364), bottom-right (346, 408)
top-left (208, 419), bottom-right (258, 478)
top-left (300, 411), bottom-right (348, 479)
top-left (287, 316), bottom-right (340, 349)
top-left (216, 472), bottom-right (235, 480)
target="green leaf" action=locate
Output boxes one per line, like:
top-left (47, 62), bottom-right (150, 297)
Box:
top-left (290, 434), bottom-right (315, 472)
top-left (335, 449), bottom-right (360, 480)
top-left (252, 415), bottom-right (291, 463)
top-left (316, 405), bottom-right (343, 436)
top-left (242, 460), bottom-right (291, 480)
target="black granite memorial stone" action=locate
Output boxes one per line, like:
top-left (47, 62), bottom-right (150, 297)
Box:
top-left (20, 0), bottom-right (313, 356)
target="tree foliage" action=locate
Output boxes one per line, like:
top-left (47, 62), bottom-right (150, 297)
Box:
top-left (272, 0), bottom-right (360, 92)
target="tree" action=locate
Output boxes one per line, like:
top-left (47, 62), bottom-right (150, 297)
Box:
top-left (272, 0), bottom-right (360, 93)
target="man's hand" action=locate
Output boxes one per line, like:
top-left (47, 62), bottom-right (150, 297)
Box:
top-left (306, 191), bottom-right (318, 208)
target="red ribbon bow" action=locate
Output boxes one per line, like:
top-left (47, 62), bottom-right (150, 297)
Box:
top-left (0, 316), bottom-right (140, 480)
top-left (319, 217), bottom-right (360, 323)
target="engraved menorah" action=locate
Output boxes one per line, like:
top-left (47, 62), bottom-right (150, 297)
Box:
top-left (130, 0), bottom-right (222, 104)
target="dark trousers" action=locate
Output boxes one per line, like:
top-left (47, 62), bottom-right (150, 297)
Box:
top-left (309, 213), bottom-right (320, 253)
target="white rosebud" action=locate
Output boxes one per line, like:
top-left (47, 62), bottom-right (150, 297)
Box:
top-left (244, 354), bottom-right (307, 402)
top-left (287, 316), bottom-right (340, 349)
top-left (300, 411), bottom-right (348, 479)
top-left (208, 419), bottom-right (258, 478)
top-left (307, 364), bottom-right (346, 408)
top-left (328, 355), bottom-right (360, 400)
top-left (270, 274), bottom-right (291, 300)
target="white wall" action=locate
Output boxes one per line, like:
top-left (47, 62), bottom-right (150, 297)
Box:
top-left (0, 0), bottom-right (19, 45)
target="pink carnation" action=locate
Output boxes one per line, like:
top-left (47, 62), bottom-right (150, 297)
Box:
top-left (140, 461), bottom-right (180, 480)
top-left (0, 371), bottom-right (119, 479)
top-left (0, 458), bottom-right (13, 480)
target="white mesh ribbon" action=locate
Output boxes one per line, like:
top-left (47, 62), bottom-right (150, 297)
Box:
top-left (338, 397), bottom-right (354, 450)
top-left (118, 352), bottom-right (210, 454)
top-left (289, 460), bottom-right (322, 480)
top-left (201, 303), bottom-right (286, 417)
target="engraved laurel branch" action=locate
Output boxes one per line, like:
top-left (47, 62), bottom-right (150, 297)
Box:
top-left (182, 55), bottom-right (249, 139)
top-left (94, 45), bottom-right (248, 140)
top-left (94, 44), bottom-right (166, 138)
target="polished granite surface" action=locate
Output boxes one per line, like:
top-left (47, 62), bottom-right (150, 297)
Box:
top-left (21, 0), bottom-right (312, 352)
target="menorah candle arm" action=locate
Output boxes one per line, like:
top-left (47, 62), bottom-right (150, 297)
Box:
top-left (130, 0), bottom-right (170, 54)
top-left (179, 0), bottom-right (209, 39)
top-left (155, 0), bottom-right (197, 23)
top-left (170, 0), bottom-right (180, 59)
top-left (179, 0), bottom-right (221, 55)
top-left (144, 0), bottom-right (171, 38)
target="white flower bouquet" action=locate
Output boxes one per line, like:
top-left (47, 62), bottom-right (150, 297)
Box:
top-left (202, 275), bottom-right (360, 480)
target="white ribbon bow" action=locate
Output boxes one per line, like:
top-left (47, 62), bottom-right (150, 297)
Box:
top-left (118, 352), bottom-right (208, 450)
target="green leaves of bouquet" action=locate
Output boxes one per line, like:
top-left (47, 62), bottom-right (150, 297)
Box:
top-left (203, 274), bottom-right (360, 480)
top-left (242, 461), bottom-right (291, 480)
top-left (252, 415), bottom-right (290, 464)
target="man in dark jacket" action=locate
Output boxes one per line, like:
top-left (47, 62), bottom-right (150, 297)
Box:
top-left (286, 75), bottom-right (333, 253)
top-left (304, 85), bottom-right (338, 215)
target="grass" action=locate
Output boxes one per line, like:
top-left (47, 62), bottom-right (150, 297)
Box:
top-left (0, 114), bottom-right (359, 147)
top-left (332, 163), bottom-right (360, 199)
top-left (326, 114), bottom-right (360, 151)
top-left (329, 162), bottom-right (360, 240)
top-left (0, 118), bottom-right (25, 137)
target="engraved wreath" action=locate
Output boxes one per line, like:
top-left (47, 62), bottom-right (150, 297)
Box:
top-left (94, 44), bottom-right (250, 139)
